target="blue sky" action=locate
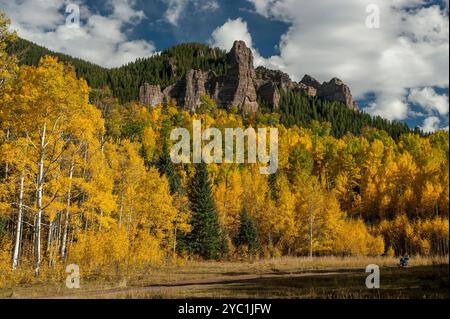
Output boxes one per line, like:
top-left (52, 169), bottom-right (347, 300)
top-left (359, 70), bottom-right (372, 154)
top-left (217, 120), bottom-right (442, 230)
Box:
top-left (80, 0), bottom-right (289, 57)
top-left (0, 0), bottom-right (448, 131)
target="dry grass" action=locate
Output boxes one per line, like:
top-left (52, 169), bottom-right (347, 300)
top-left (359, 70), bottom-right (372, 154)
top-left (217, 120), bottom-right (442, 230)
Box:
top-left (1, 256), bottom-right (448, 299)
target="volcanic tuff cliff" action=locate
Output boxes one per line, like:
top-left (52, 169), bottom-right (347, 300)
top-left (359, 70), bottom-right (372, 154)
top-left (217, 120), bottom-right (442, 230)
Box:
top-left (139, 41), bottom-right (359, 112)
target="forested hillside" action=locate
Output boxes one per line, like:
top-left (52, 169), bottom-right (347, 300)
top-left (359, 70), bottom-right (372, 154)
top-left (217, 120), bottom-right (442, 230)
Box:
top-left (7, 38), bottom-right (109, 88)
top-left (278, 91), bottom-right (415, 139)
top-left (8, 38), bottom-right (417, 140)
top-left (8, 38), bottom-right (228, 102)
top-left (1, 15), bottom-right (447, 284)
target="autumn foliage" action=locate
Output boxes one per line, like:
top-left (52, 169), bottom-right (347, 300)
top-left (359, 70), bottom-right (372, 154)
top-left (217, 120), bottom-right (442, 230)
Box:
top-left (0, 15), bottom-right (448, 285)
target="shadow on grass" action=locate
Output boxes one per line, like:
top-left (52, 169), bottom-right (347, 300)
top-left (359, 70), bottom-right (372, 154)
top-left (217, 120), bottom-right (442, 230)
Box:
top-left (202, 265), bottom-right (449, 299)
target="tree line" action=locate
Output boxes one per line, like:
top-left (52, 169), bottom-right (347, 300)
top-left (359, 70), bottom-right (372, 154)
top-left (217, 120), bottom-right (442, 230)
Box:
top-left (277, 90), bottom-right (418, 140)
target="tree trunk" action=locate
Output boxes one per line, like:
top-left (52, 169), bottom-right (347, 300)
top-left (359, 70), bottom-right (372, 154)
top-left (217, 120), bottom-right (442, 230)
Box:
top-left (12, 173), bottom-right (25, 270)
top-left (61, 161), bottom-right (74, 262)
top-left (119, 188), bottom-right (124, 227)
top-left (35, 123), bottom-right (46, 276)
top-left (173, 227), bottom-right (177, 255)
top-left (309, 205), bottom-right (313, 258)
top-left (4, 128), bottom-right (10, 179)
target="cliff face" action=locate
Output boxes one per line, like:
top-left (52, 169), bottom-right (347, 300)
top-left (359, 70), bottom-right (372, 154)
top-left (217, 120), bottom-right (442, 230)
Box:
top-left (139, 41), bottom-right (359, 112)
top-left (216, 40), bottom-right (259, 112)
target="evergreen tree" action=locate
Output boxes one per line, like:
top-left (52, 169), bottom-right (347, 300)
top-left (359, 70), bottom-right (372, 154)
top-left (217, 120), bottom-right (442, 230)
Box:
top-left (234, 207), bottom-right (260, 256)
top-left (156, 141), bottom-right (181, 194)
top-left (187, 162), bottom-right (225, 259)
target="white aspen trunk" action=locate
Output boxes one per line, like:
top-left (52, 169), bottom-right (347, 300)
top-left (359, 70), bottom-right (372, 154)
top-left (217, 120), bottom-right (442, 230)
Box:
top-left (173, 226), bottom-right (177, 254)
top-left (12, 173), bottom-right (25, 270)
top-left (82, 149), bottom-right (88, 234)
top-left (126, 206), bottom-right (133, 234)
top-left (309, 205), bottom-right (313, 259)
top-left (119, 191), bottom-right (124, 227)
top-left (46, 221), bottom-right (52, 254)
top-left (4, 128), bottom-right (10, 179)
top-left (57, 212), bottom-right (62, 247)
top-left (47, 220), bottom-right (54, 266)
top-left (61, 161), bottom-right (74, 262)
top-left (35, 123), bottom-right (46, 276)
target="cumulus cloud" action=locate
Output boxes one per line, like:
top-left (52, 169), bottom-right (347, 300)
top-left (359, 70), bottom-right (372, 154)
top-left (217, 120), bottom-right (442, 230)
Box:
top-left (0, 0), bottom-right (155, 68)
top-left (163, 0), bottom-right (219, 26)
top-left (408, 87), bottom-right (449, 116)
top-left (420, 116), bottom-right (442, 133)
top-left (246, 0), bottom-right (449, 121)
top-left (211, 18), bottom-right (254, 50)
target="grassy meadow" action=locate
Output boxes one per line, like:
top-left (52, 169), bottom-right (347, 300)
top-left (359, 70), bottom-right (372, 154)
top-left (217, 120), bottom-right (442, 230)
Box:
top-left (1, 256), bottom-right (448, 299)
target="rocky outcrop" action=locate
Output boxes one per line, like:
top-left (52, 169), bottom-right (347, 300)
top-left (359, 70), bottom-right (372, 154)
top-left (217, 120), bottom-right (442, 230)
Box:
top-left (297, 74), bottom-right (321, 97)
top-left (297, 83), bottom-right (317, 97)
top-left (163, 70), bottom-right (217, 112)
top-left (139, 84), bottom-right (164, 107)
top-left (300, 74), bottom-right (321, 90)
top-left (216, 40), bottom-right (259, 112)
top-left (255, 67), bottom-right (297, 110)
top-left (139, 40), bottom-right (359, 113)
top-left (317, 78), bottom-right (359, 111)
top-left (140, 41), bottom-right (259, 113)
top-left (257, 82), bottom-right (281, 110)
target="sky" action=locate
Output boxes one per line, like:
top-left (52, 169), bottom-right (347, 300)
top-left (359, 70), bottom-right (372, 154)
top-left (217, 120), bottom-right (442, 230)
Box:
top-left (0, 0), bottom-right (448, 132)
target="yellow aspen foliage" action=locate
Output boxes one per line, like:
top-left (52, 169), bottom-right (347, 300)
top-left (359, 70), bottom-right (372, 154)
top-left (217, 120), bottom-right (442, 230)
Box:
top-left (241, 165), bottom-right (275, 245)
top-left (0, 35), bottom-right (448, 282)
top-left (141, 126), bottom-right (158, 160)
top-left (272, 173), bottom-right (296, 251)
top-left (214, 168), bottom-right (243, 238)
top-left (333, 219), bottom-right (384, 256)
top-left (293, 177), bottom-right (344, 256)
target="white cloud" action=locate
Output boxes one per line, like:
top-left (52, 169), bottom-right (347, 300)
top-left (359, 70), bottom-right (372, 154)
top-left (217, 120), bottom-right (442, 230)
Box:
top-left (408, 87), bottom-right (449, 116)
top-left (0, 0), bottom-right (155, 68)
top-left (163, 0), bottom-right (188, 26)
top-left (108, 0), bottom-right (145, 23)
top-left (163, 0), bottom-right (219, 26)
top-left (420, 116), bottom-right (442, 133)
top-left (211, 18), bottom-right (253, 50)
top-left (210, 18), bottom-right (286, 71)
top-left (200, 0), bottom-right (219, 11)
top-left (246, 0), bottom-right (449, 121)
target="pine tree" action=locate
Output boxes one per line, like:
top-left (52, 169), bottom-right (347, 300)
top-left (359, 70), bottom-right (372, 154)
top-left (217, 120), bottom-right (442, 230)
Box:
top-left (156, 141), bottom-right (181, 194)
top-left (234, 207), bottom-right (260, 256)
top-left (187, 162), bottom-right (224, 260)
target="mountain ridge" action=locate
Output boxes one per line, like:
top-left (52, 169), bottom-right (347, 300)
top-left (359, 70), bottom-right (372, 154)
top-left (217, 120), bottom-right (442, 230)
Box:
top-left (7, 37), bottom-right (415, 139)
top-left (139, 40), bottom-right (360, 113)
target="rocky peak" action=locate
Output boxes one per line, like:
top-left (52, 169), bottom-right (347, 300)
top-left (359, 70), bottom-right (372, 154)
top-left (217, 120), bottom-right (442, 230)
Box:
top-left (138, 40), bottom-right (359, 113)
top-left (227, 40), bottom-right (256, 78)
top-left (317, 77), bottom-right (359, 111)
top-left (217, 40), bottom-right (258, 112)
top-left (300, 75), bottom-right (321, 89)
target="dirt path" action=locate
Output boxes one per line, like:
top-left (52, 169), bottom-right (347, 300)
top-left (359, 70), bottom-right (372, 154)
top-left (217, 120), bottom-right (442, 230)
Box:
top-left (40, 268), bottom-right (363, 299)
